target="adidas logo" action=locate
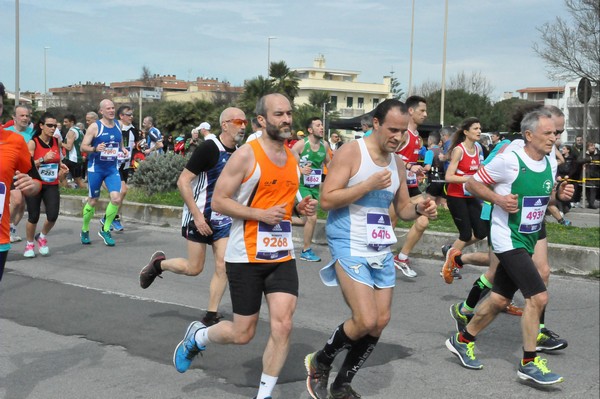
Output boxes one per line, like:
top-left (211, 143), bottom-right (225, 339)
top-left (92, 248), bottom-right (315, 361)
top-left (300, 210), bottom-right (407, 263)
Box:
top-left (272, 224), bottom-right (282, 232)
top-left (534, 199), bottom-right (543, 206)
top-left (378, 216), bottom-right (385, 224)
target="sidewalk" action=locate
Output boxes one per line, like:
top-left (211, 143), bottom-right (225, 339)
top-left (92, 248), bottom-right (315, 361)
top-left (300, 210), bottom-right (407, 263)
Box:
top-left (59, 195), bottom-right (599, 275)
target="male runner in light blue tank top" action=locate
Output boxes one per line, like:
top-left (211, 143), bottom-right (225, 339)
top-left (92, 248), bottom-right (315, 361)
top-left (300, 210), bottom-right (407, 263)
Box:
top-left (79, 99), bottom-right (128, 246)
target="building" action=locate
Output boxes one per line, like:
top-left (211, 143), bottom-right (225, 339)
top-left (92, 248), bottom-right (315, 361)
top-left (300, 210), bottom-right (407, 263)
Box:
top-left (516, 86), bottom-right (564, 103)
top-left (292, 55), bottom-right (392, 118)
top-left (162, 77), bottom-right (243, 103)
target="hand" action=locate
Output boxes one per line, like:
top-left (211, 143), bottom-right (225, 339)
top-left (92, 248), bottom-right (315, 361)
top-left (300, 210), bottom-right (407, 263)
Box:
top-left (192, 215), bottom-right (213, 236)
top-left (58, 163), bottom-right (69, 178)
top-left (297, 196), bottom-right (318, 217)
top-left (367, 169), bottom-right (392, 191)
top-left (13, 171), bottom-right (40, 196)
top-left (497, 193), bottom-right (519, 213)
top-left (122, 148), bottom-right (129, 157)
top-left (409, 164), bottom-right (424, 174)
top-left (260, 203), bottom-right (287, 225)
top-left (96, 142), bottom-right (106, 152)
top-left (417, 198), bottom-right (437, 219)
top-left (557, 177), bottom-right (575, 202)
top-left (301, 165), bottom-right (313, 175)
top-left (45, 150), bottom-right (58, 162)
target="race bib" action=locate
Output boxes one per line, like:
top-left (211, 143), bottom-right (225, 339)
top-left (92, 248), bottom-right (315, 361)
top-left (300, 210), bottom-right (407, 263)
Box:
top-left (0, 183), bottom-right (5, 223)
top-left (38, 163), bottom-right (59, 183)
top-left (117, 146), bottom-right (132, 166)
top-left (366, 211), bottom-right (397, 251)
top-left (518, 196), bottom-right (549, 233)
top-left (303, 169), bottom-right (322, 188)
top-left (100, 142), bottom-right (119, 162)
top-left (210, 211), bottom-right (232, 228)
top-left (406, 170), bottom-right (417, 186)
top-left (256, 221), bottom-right (293, 260)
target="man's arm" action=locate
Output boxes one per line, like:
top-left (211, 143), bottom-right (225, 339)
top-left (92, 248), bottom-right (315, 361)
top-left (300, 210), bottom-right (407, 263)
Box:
top-left (62, 129), bottom-right (76, 152)
top-left (177, 168), bottom-right (212, 236)
top-left (212, 146), bottom-right (287, 225)
top-left (80, 122), bottom-right (100, 153)
top-left (393, 156), bottom-right (437, 220)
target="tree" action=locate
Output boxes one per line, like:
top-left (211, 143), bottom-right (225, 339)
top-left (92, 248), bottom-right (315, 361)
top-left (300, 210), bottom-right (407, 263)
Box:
top-left (269, 61), bottom-right (300, 101)
top-left (308, 90), bottom-right (330, 108)
top-left (533, 0), bottom-right (600, 85)
top-left (140, 66), bottom-right (153, 86)
top-left (389, 71), bottom-right (405, 100)
top-left (425, 89), bottom-right (494, 129)
top-left (237, 76), bottom-right (274, 115)
top-left (293, 104), bottom-right (321, 132)
top-left (414, 71), bottom-right (494, 99)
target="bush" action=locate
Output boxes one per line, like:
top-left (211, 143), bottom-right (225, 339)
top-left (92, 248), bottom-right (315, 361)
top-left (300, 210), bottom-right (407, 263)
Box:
top-left (130, 152), bottom-right (188, 194)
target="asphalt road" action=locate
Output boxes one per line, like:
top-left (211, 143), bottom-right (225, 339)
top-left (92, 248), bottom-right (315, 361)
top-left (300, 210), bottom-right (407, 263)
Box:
top-left (1, 216), bottom-right (598, 399)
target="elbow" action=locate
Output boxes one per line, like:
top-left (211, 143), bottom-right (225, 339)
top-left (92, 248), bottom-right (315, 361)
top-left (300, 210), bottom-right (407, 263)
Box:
top-left (212, 195), bottom-right (224, 214)
top-left (320, 196), bottom-right (333, 211)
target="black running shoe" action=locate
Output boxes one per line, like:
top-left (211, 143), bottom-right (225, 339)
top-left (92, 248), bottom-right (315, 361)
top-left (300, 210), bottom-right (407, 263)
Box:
top-left (139, 251), bottom-right (165, 289)
top-left (305, 351), bottom-right (331, 399)
top-left (329, 383), bottom-right (362, 399)
top-left (536, 328), bottom-right (568, 352)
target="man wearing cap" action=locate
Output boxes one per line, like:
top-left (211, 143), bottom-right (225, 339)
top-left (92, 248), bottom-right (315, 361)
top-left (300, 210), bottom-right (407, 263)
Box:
top-left (197, 122), bottom-right (215, 141)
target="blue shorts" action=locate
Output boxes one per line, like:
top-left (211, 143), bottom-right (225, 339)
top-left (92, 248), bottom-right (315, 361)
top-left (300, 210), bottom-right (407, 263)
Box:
top-left (319, 252), bottom-right (396, 289)
top-left (182, 219), bottom-right (230, 245)
top-left (87, 168), bottom-right (121, 198)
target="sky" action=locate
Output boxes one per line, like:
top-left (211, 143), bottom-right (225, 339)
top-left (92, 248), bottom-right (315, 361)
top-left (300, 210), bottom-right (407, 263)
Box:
top-left (0, 0), bottom-right (570, 101)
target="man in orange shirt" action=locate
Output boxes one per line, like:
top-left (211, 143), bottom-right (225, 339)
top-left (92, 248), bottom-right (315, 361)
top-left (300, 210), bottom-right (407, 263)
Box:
top-left (172, 93), bottom-right (317, 399)
top-left (0, 82), bottom-right (41, 281)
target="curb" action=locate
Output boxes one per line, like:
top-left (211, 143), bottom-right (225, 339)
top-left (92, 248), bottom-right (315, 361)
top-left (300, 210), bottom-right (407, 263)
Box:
top-left (60, 195), bottom-right (599, 275)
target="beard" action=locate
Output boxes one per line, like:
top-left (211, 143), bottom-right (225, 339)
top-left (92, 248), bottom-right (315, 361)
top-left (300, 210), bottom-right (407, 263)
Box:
top-left (265, 120), bottom-right (292, 142)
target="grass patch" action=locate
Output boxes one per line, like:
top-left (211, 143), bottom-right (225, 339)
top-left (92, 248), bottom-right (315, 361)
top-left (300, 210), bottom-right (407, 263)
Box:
top-left (589, 269), bottom-right (600, 279)
top-left (63, 187), bottom-right (598, 248)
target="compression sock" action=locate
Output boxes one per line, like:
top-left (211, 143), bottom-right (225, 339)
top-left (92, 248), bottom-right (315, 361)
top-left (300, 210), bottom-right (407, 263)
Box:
top-left (464, 274), bottom-right (492, 309)
top-left (522, 350), bottom-right (537, 365)
top-left (317, 323), bottom-right (355, 366)
top-left (332, 334), bottom-right (379, 389)
top-left (103, 203), bottom-right (119, 232)
top-left (82, 203), bottom-right (95, 231)
top-left (459, 329), bottom-right (476, 343)
top-left (540, 307), bottom-right (546, 327)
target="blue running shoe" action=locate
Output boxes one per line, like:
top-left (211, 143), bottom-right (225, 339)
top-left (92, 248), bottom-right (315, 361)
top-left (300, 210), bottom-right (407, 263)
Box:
top-left (111, 216), bottom-right (124, 232)
top-left (300, 248), bottom-right (321, 262)
top-left (517, 356), bottom-right (564, 385)
top-left (80, 230), bottom-right (91, 245)
top-left (445, 333), bottom-right (483, 370)
top-left (449, 303), bottom-right (472, 333)
top-left (98, 230), bottom-right (115, 246)
top-left (99, 217), bottom-right (114, 232)
top-left (173, 321), bottom-right (206, 373)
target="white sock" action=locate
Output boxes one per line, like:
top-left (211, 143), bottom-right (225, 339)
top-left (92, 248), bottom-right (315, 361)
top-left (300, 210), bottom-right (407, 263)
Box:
top-left (39, 232), bottom-right (46, 239)
top-left (194, 326), bottom-right (211, 348)
top-left (398, 252), bottom-right (408, 260)
top-left (256, 373), bottom-right (278, 399)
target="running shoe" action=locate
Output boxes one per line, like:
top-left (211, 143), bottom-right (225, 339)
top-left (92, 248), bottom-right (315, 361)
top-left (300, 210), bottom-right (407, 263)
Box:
top-left (445, 333), bottom-right (483, 370)
top-left (441, 247), bottom-right (461, 284)
top-left (393, 254), bottom-right (417, 278)
top-left (517, 356), bottom-right (564, 385)
top-left (328, 383), bottom-right (362, 399)
top-left (503, 302), bottom-right (523, 316)
top-left (559, 218), bottom-right (572, 226)
top-left (201, 312), bottom-right (223, 327)
top-left (111, 217), bottom-right (124, 232)
top-left (300, 248), bottom-right (321, 262)
top-left (304, 351), bottom-right (331, 399)
top-left (449, 303), bottom-right (472, 332)
top-left (441, 244), bottom-right (462, 280)
top-left (99, 217), bottom-right (114, 232)
top-left (536, 328), bottom-right (568, 352)
top-left (23, 242), bottom-right (36, 258)
top-left (173, 321), bottom-right (206, 373)
top-left (35, 233), bottom-right (49, 256)
top-left (80, 230), bottom-right (91, 245)
top-left (139, 251), bottom-right (165, 289)
top-left (98, 230), bottom-right (115, 246)
top-left (10, 226), bottom-right (22, 243)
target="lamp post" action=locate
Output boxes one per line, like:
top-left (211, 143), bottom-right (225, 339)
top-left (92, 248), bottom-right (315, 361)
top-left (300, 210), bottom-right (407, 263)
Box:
top-left (440, 0), bottom-right (448, 126)
top-left (44, 46), bottom-right (50, 110)
top-left (267, 36), bottom-right (277, 78)
top-left (15, 0), bottom-right (20, 104)
top-left (407, 0), bottom-right (415, 96)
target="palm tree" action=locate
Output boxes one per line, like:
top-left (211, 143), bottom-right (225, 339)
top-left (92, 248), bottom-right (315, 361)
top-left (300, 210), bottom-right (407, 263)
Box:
top-left (308, 90), bottom-right (330, 108)
top-left (238, 76), bottom-right (274, 115)
top-left (269, 61), bottom-right (300, 101)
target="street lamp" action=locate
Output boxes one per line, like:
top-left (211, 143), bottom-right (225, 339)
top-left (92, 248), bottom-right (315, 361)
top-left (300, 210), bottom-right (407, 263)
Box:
top-left (267, 36), bottom-right (277, 78)
top-left (44, 46), bottom-right (50, 110)
top-left (440, 0), bottom-right (448, 126)
top-left (15, 0), bottom-right (20, 104)
top-left (407, 0), bottom-right (415, 96)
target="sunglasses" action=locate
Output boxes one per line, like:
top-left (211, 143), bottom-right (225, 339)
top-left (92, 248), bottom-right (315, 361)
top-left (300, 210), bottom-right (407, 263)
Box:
top-left (45, 123), bottom-right (57, 128)
top-left (555, 129), bottom-right (564, 135)
top-left (224, 118), bottom-right (248, 127)
top-left (123, 113), bottom-right (134, 117)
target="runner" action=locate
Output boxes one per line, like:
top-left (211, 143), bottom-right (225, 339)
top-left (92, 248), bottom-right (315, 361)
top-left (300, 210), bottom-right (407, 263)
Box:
top-left (305, 99), bottom-right (437, 399)
top-left (79, 99), bottom-right (128, 246)
top-left (170, 93), bottom-right (317, 399)
top-left (139, 107), bottom-right (247, 327)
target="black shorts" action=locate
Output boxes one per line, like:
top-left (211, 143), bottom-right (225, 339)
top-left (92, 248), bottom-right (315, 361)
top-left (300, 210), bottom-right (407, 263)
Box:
top-left (181, 220), bottom-right (230, 245)
top-left (226, 259), bottom-right (299, 316)
top-left (408, 187), bottom-right (421, 198)
top-left (427, 181), bottom-right (446, 197)
top-left (492, 248), bottom-right (547, 300)
top-left (119, 164), bottom-right (131, 183)
top-left (63, 159), bottom-right (84, 179)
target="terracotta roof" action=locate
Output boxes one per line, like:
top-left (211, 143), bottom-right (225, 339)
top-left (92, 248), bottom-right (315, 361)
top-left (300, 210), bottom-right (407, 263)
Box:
top-left (516, 86), bottom-right (565, 93)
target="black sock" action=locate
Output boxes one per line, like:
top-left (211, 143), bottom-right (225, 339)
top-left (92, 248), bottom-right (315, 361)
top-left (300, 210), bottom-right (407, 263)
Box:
top-left (455, 255), bottom-right (464, 267)
top-left (332, 335), bottom-right (379, 389)
top-left (540, 307), bottom-right (546, 326)
top-left (523, 350), bottom-right (537, 364)
top-left (153, 259), bottom-right (163, 274)
top-left (464, 277), bottom-right (490, 310)
top-left (204, 311), bottom-right (217, 319)
top-left (114, 214), bottom-right (120, 221)
top-left (460, 329), bottom-right (476, 343)
top-left (317, 323), bottom-right (354, 366)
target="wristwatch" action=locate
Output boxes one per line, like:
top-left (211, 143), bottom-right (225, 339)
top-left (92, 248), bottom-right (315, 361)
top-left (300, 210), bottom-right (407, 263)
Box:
top-left (38, 157), bottom-right (44, 164)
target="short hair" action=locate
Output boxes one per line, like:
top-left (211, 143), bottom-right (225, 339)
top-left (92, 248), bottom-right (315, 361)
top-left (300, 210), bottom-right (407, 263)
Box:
top-left (508, 103), bottom-right (543, 132)
top-left (372, 99), bottom-right (408, 125)
top-left (521, 109), bottom-right (553, 136)
top-left (255, 93), bottom-right (290, 117)
top-left (360, 114), bottom-right (373, 128)
top-left (117, 105), bottom-right (132, 117)
top-left (405, 95), bottom-right (426, 110)
top-left (306, 117), bottom-right (322, 131)
top-left (14, 104), bottom-right (32, 116)
top-left (144, 116), bottom-right (154, 125)
top-left (544, 104), bottom-right (564, 118)
top-left (64, 114), bottom-right (76, 124)
top-left (251, 117), bottom-right (260, 128)
top-left (439, 126), bottom-right (453, 139)
top-left (86, 111), bottom-right (98, 120)
top-left (428, 131), bottom-right (441, 145)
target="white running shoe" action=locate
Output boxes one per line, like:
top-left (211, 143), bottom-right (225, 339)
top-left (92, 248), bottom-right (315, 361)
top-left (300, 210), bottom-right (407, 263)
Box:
top-left (394, 255), bottom-right (417, 278)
